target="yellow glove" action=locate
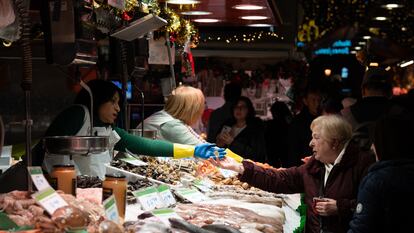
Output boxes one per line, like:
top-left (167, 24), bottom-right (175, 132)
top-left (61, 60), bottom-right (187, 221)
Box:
top-left (225, 149), bottom-right (244, 163)
top-left (173, 144), bottom-right (195, 159)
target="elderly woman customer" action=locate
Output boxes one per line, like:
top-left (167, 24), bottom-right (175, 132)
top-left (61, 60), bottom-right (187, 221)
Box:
top-left (138, 85), bottom-right (206, 145)
top-left (212, 114), bottom-right (375, 233)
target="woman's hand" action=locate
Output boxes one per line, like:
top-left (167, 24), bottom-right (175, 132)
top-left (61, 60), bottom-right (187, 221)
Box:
top-left (209, 157), bottom-right (244, 174)
top-left (315, 198), bottom-right (338, 216)
top-left (216, 132), bottom-right (234, 146)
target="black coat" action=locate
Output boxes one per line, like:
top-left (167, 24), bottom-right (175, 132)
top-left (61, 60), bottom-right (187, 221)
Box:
top-left (220, 118), bottom-right (267, 162)
top-left (286, 107), bottom-right (316, 167)
top-left (348, 159), bottom-right (414, 233)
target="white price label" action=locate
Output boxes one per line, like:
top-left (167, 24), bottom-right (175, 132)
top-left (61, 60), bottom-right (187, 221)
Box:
top-left (27, 166), bottom-right (51, 191)
top-left (133, 186), bottom-right (163, 211)
top-left (108, 0), bottom-right (125, 9)
top-left (192, 180), bottom-right (211, 193)
top-left (151, 209), bottom-right (182, 226)
top-left (103, 195), bottom-right (119, 223)
top-left (157, 185), bottom-right (176, 206)
top-left (219, 168), bottom-right (237, 178)
top-left (32, 187), bottom-right (68, 215)
top-left (120, 157), bottom-right (148, 166)
top-left (175, 188), bottom-right (209, 203)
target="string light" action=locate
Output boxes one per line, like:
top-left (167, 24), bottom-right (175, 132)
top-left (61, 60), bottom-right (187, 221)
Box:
top-left (200, 31), bottom-right (280, 43)
top-left (299, 0), bottom-right (413, 46)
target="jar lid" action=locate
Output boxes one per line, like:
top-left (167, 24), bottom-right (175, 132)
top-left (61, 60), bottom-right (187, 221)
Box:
top-left (53, 164), bottom-right (75, 168)
top-left (105, 173), bottom-right (126, 179)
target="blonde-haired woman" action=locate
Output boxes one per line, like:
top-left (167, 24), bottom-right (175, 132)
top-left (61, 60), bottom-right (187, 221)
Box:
top-left (211, 114), bottom-right (375, 233)
top-left (138, 85), bottom-right (206, 145)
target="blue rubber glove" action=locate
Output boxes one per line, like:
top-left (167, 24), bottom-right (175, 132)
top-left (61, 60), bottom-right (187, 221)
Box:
top-left (194, 143), bottom-right (226, 159)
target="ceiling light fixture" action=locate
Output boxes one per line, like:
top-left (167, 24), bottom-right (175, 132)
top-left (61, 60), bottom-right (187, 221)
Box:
top-left (233, 4), bottom-right (266, 10)
top-left (400, 60), bottom-right (414, 68)
top-left (374, 16), bottom-right (387, 21)
top-left (354, 46), bottom-right (362, 50)
top-left (324, 69), bottom-right (332, 76)
top-left (401, 27), bottom-right (407, 31)
top-left (369, 62), bottom-right (379, 67)
top-left (350, 50), bottom-right (357, 54)
top-left (248, 24), bottom-right (273, 27)
top-left (381, 3), bottom-right (403, 9)
top-left (358, 41), bottom-right (366, 45)
top-left (363, 36), bottom-right (371, 39)
top-left (385, 66), bottom-right (391, 71)
top-left (167, 0), bottom-right (200, 4)
top-left (181, 11), bottom-right (212, 16)
top-left (240, 16), bottom-right (268, 20)
top-left (193, 18), bottom-right (219, 23)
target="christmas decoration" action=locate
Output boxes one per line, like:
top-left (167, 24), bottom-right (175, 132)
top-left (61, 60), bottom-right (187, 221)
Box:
top-left (299, 0), bottom-right (414, 47)
top-left (199, 31), bottom-right (280, 43)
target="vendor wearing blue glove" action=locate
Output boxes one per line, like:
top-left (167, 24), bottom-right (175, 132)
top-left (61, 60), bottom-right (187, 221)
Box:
top-left (0, 79), bottom-right (226, 193)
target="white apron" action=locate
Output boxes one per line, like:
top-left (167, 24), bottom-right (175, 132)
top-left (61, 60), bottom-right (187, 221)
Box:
top-left (43, 105), bottom-right (120, 179)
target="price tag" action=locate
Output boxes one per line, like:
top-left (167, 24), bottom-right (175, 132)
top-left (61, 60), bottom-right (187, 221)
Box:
top-left (192, 179), bottom-right (212, 193)
top-left (27, 166), bottom-right (51, 191)
top-left (157, 185), bottom-right (176, 206)
top-left (175, 188), bottom-right (209, 203)
top-left (32, 187), bottom-right (68, 215)
top-left (133, 186), bottom-right (163, 211)
top-left (151, 208), bottom-right (182, 226)
top-left (219, 168), bottom-right (237, 178)
top-left (103, 195), bottom-right (119, 223)
top-left (120, 157), bottom-right (148, 166)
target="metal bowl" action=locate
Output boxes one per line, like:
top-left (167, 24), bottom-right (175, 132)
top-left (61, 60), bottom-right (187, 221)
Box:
top-left (128, 129), bottom-right (157, 139)
top-left (43, 136), bottom-right (109, 156)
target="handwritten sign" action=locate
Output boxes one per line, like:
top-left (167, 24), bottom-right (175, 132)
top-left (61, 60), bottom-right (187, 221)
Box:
top-left (175, 188), bottom-right (209, 203)
top-left (133, 186), bottom-right (163, 211)
top-left (157, 185), bottom-right (176, 206)
top-left (219, 168), bottom-right (238, 178)
top-left (103, 195), bottom-right (120, 223)
top-left (151, 208), bottom-right (182, 226)
top-left (28, 166), bottom-right (51, 191)
top-left (32, 187), bottom-right (68, 215)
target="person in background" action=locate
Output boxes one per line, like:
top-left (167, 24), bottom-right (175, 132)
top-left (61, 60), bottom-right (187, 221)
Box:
top-left (212, 114), bottom-right (375, 233)
top-left (341, 68), bottom-right (393, 130)
top-left (137, 85), bottom-right (206, 145)
top-left (0, 79), bottom-right (224, 193)
top-left (286, 86), bottom-right (322, 167)
top-left (216, 96), bottom-right (267, 162)
top-left (207, 82), bottom-right (241, 143)
top-left (320, 97), bottom-right (343, 115)
top-left (265, 101), bottom-right (292, 167)
top-left (348, 103), bottom-right (414, 233)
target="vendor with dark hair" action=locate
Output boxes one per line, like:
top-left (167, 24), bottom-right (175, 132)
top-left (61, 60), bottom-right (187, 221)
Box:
top-left (0, 79), bottom-right (225, 193)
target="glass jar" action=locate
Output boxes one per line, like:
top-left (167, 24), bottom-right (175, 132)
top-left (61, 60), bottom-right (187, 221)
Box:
top-left (102, 173), bottom-right (127, 219)
top-left (50, 165), bottom-right (76, 195)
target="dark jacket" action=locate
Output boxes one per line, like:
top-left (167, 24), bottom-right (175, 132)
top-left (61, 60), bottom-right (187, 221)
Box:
top-left (221, 118), bottom-right (267, 162)
top-left (342, 96), bottom-right (392, 129)
top-left (348, 159), bottom-right (414, 233)
top-left (239, 140), bottom-right (375, 233)
top-left (286, 107), bottom-right (316, 167)
top-left (265, 118), bottom-right (289, 167)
